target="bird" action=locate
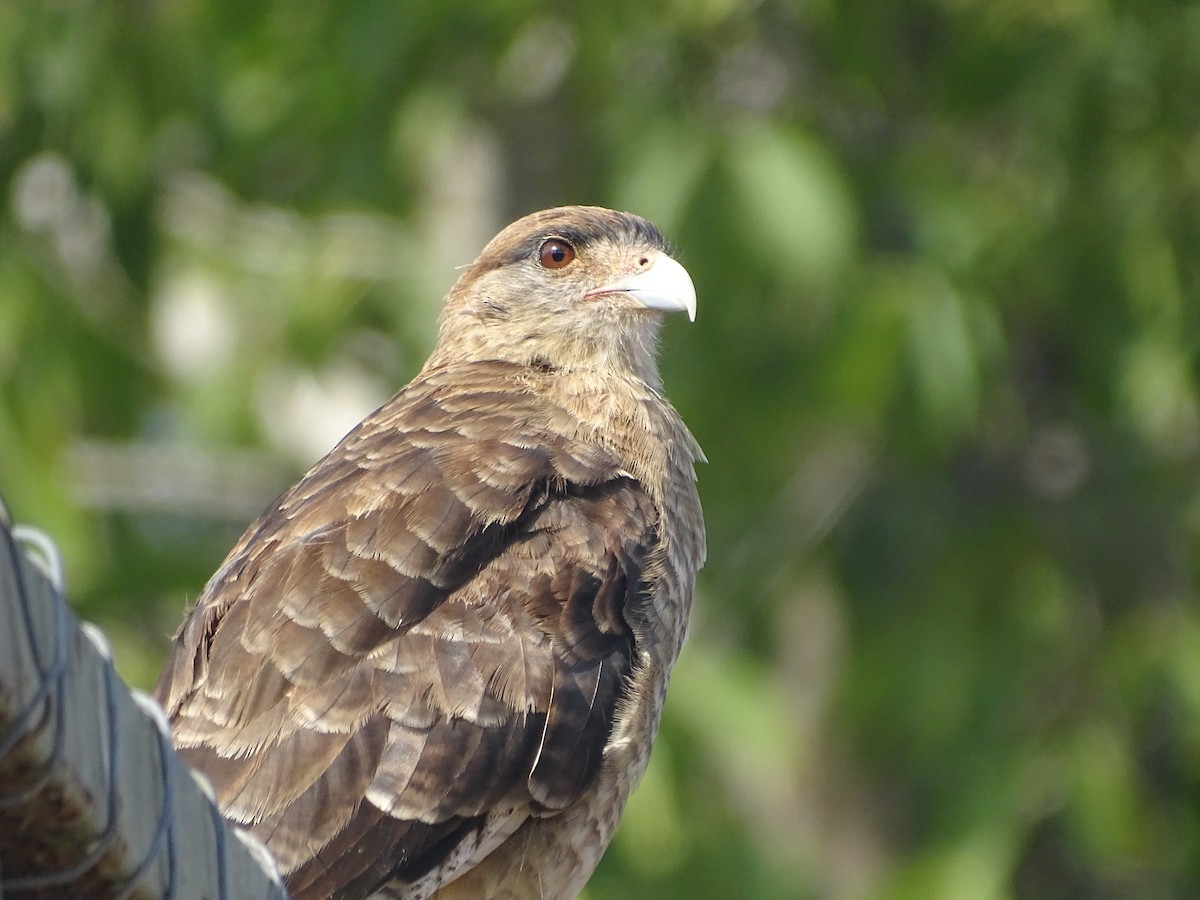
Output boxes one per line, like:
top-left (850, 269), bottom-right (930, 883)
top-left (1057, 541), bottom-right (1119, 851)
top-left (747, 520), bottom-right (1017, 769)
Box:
top-left (154, 205), bottom-right (706, 899)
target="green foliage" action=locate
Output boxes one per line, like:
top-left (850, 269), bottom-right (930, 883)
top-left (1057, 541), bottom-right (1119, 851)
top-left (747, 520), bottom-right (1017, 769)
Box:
top-left (4, 1), bottom-right (1200, 896)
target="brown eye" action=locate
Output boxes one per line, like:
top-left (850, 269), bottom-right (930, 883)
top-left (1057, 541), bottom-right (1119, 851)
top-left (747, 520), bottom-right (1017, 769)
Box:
top-left (538, 238), bottom-right (576, 269)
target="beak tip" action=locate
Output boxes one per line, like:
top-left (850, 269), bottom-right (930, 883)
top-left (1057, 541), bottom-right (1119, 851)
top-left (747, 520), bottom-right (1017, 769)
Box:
top-left (588, 254), bottom-right (698, 321)
top-left (625, 254), bottom-right (698, 322)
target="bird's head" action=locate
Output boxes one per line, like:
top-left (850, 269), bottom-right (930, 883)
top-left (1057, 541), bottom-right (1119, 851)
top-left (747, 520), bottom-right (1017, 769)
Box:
top-left (426, 206), bottom-right (696, 385)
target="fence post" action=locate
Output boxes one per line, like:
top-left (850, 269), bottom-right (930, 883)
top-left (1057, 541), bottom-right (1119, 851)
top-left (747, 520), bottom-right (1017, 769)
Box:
top-left (0, 504), bottom-right (287, 900)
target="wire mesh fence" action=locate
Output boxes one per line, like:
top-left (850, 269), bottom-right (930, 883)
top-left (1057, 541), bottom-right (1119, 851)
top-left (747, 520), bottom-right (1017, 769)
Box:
top-left (0, 498), bottom-right (286, 900)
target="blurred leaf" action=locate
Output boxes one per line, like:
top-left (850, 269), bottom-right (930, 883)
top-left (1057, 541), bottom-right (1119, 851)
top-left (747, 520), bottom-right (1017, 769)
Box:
top-left (3, 3), bottom-right (1200, 898)
top-left (725, 123), bottom-right (857, 291)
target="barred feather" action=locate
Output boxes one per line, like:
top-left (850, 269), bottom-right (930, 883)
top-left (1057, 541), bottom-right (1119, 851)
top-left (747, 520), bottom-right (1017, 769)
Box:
top-left (155, 207), bottom-right (705, 900)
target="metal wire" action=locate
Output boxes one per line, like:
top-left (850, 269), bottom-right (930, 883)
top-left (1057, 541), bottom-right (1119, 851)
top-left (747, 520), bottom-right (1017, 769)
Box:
top-left (211, 797), bottom-right (232, 900)
top-left (1, 628), bottom-right (123, 889)
top-left (0, 523), bottom-right (70, 770)
top-left (0, 521), bottom-right (181, 897)
top-left (10, 525), bottom-right (64, 593)
top-left (0, 512), bottom-right (284, 899)
top-left (109, 693), bottom-right (179, 900)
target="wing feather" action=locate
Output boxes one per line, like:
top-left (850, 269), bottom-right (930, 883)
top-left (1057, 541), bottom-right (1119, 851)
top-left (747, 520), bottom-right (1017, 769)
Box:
top-left (155, 361), bottom-right (659, 898)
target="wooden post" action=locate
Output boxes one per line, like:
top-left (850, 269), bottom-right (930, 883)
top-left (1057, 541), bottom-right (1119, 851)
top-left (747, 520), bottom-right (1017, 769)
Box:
top-left (0, 506), bottom-right (287, 900)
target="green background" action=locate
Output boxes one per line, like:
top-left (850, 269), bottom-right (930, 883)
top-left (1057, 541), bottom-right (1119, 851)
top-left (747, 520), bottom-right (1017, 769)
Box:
top-left (3, 2), bottom-right (1200, 897)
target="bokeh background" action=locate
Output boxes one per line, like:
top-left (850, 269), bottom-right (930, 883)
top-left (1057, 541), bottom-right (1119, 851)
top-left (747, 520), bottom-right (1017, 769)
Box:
top-left (4, 2), bottom-right (1200, 898)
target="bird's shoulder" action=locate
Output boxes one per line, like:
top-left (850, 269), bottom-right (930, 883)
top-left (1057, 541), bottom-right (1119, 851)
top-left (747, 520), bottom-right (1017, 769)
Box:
top-left (163, 358), bottom-right (646, 676)
top-left (152, 359), bottom-right (689, 897)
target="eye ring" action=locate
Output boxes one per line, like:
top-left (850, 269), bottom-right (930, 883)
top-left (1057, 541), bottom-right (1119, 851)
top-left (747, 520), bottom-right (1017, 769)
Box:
top-left (538, 238), bottom-right (576, 269)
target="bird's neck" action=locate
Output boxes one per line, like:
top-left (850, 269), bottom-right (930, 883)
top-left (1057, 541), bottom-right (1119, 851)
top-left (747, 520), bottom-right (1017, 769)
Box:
top-left (424, 327), bottom-right (666, 392)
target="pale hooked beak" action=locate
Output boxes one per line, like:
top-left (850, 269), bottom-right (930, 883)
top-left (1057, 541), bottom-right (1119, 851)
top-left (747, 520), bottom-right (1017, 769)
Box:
top-left (585, 255), bottom-right (697, 322)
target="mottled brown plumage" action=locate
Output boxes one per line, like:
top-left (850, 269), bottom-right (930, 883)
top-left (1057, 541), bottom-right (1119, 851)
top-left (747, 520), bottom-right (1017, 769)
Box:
top-left (155, 206), bottom-right (705, 899)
